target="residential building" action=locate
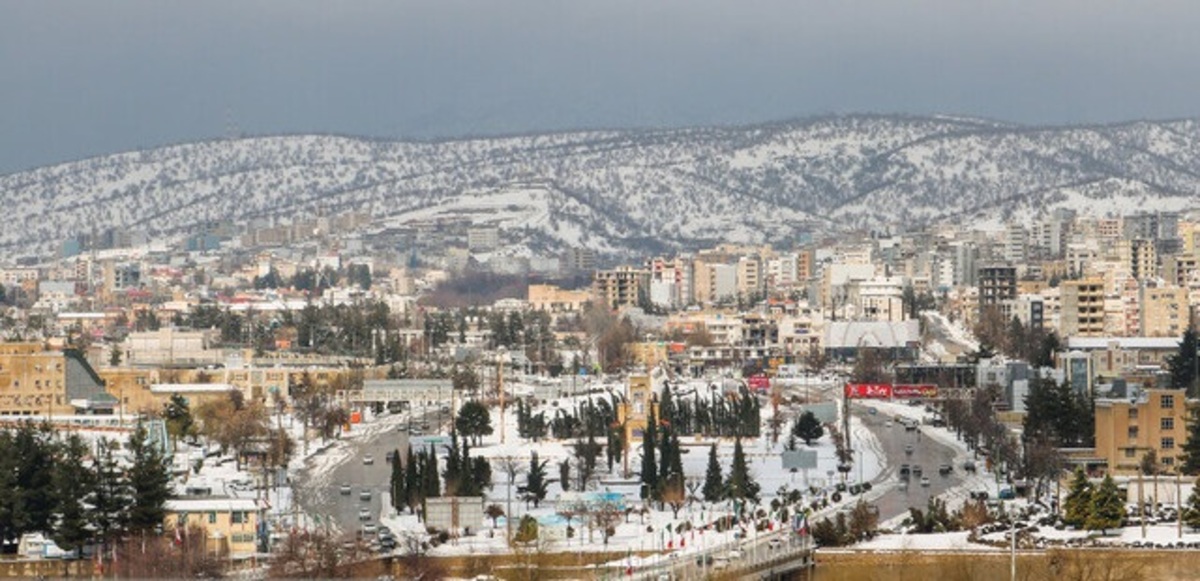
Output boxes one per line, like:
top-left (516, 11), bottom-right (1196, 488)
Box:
top-left (0, 343), bottom-right (116, 416)
top-left (977, 264), bottom-right (1017, 318)
top-left (592, 267), bottom-right (649, 310)
top-left (1139, 282), bottom-right (1188, 338)
top-left (1060, 278), bottom-right (1105, 337)
top-left (1094, 388), bottom-right (1187, 475)
top-left (527, 284), bottom-right (591, 314)
top-left (164, 497), bottom-right (261, 557)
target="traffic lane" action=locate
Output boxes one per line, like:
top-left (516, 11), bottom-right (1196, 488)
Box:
top-left (855, 407), bottom-right (965, 521)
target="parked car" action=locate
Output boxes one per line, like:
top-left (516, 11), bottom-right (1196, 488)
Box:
top-left (999, 488), bottom-right (1016, 500)
top-left (363, 454), bottom-right (374, 465)
top-left (340, 483), bottom-right (352, 495)
top-left (920, 477), bottom-right (931, 487)
top-left (360, 490), bottom-right (372, 501)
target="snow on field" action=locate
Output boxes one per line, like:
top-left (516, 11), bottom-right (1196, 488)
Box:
top-left (851, 531), bottom-right (999, 552)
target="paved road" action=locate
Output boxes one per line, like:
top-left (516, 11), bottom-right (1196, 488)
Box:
top-left (294, 407), bottom-right (448, 537)
top-left (853, 404), bottom-right (967, 522)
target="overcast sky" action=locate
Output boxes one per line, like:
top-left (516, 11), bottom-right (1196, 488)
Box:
top-left (3, 1), bottom-right (1200, 174)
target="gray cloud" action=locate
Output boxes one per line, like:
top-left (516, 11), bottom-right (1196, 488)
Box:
top-left (3, 1), bottom-right (1200, 173)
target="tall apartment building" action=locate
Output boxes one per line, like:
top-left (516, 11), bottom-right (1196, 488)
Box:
top-left (1123, 238), bottom-right (1158, 281)
top-left (1139, 282), bottom-right (1189, 338)
top-left (1094, 388), bottom-right (1187, 475)
top-left (977, 264), bottom-right (1017, 318)
top-left (1164, 254), bottom-right (1200, 288)
top-left (736, 256), bottom-right (764, 299)
top-left (1004, 223), bottom-right (1027, 263)
top-left (1060, 278), bottom-right (1106, 337)
top-left (592, 267), bottom-right (650, 310)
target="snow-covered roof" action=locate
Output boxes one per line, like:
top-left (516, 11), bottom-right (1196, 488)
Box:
top-left (1066, 337), bottom-right (1181, 350)
top-left (150, 383), bottom-right (238, 394)
top-left (825, 320), bottom-right (920, 349)
top-left (165, 498), bottom-right (258, 513)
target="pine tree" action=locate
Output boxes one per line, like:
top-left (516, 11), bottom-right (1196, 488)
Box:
top-left (640, 407), bottom-right (658, 500)
top-left (793, 411), bottom-right (825, 446)
top-left (443, 432), bottom-right (463, 495)
top-left (1085, 474), bottom-right (1125, 534)
top-left (703, 444), bottom-right (724, 502)
top-left (1169, 328), bottom-right (1199, 393)
top-left (424, 444), bottom-right (441, 498)
top-left (1181, 411), bottom-right (1200, 476)
top-left (52, 434), bottom-right (94, 555)
top-left (559, 459), bottom-right (571, 492)
top-left (0, 431), bottom-right (17, 544)
top-left (525, 452), bottom-right (549, 508)
top-left (1185, 475), bottom-right (1200, 531)
top-left (13, 422), bottom-right (56, 535)
top-left (660, 382), bottom-right (676, 427)
top-left (89, 439), bottom-right (131, 548)
top-left (1063, 467), bottom-right (1092, 528)
top-left (128, 423), bottom-right (173, 532)
top-left (725, 437), bottom-right (760, 504)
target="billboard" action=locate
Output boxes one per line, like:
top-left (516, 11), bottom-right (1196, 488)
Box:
top-left (843, 383), bottom-right (892, 399)
top-left (748, 374), bottom-right (771, 392)
top-left (892, 384), bottom-right (938, 399)
top-left (782, 449), bottom-right (819, 470)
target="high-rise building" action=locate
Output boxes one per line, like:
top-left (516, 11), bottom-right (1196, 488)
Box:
top-left (977, 264), bottom-right (1017, 317)
top-left (1060, 278), bottom-right (1105, 337)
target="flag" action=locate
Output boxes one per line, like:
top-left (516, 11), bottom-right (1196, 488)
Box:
top-left (174, 527), bottom-right (183, 546)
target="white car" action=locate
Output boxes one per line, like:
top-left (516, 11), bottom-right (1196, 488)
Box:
top-left (358, 508), bottom-right (371, 521)
top-left (362, 522), bottom-right (377, 535)
top-left (363, 454), bottom-right (374, 465)
top-left (920, 477), bottom-right (931, 487)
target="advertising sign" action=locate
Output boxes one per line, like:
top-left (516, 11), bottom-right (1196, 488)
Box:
top-left (747, 374), bottom-right (771, 392)
top-left (892, 384), bottom-right (938, 399)
top-left (843, 383), bottom-right (893, 399)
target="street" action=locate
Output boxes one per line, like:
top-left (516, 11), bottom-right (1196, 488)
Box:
top-left (293, 407), bottom-right (447, 537)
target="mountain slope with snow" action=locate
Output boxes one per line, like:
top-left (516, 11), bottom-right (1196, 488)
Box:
top-left (3, 115), bottom-right (1199, 258)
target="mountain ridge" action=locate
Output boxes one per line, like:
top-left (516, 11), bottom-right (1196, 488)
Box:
top-left (3, 114), bottom-right (1199, 260)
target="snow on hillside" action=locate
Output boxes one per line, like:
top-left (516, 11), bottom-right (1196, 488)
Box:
top-left (3, 115), bottom-right (1200, 259)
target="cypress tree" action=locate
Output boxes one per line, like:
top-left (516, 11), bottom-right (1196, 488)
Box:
top-left (640, 407), bottom-right (658, 500)
top-left (89, 439), bottom-right (131, 548)
top-left (1182, 416), bottom-right (1200, 476)
top-left (1169, 328), bottom-right (1199, 393)
top-left (703, 444), bottom-right (724, 502)
top-left (390, 447), bottom-right (406, 511)
top-left (525, 452), bottom-right (549, 508)
top-left (403, 447), bottom-right (420, 512)
top-left (424, 444), bottom-right (441, 498)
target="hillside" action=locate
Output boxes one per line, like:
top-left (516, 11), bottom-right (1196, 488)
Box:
top-left (3, 114), bottom-right (1199, 259)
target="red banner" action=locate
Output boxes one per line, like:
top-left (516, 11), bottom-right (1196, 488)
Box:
top-left (892, 384), bottom-right (938, 399)
top-left (844, 383), bottom-right (892, 399)
top-left (747, 374), bottom-right (771, 392)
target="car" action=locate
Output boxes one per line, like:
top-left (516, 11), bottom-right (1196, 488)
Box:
top-left (360, 489), bottom-right (373, 501)
top-left (963, 460), bottom-right (977, 473)
top-left (386, 450), bottom-right (398, 463)
top-left (767, 538), bottom-right (784, 550)
top-left (998, 488), bottom-right (1016, 500)
top-left (904, 444), bottom-right (914, 456)
top-left (363, 454), bottom-right (374, 465)
top-left (938, 464), bottom-right (952, 476)
top-left (920, 477), bottom-right (931, 487)
top-left (409, 427), bottom-right (424, 436)
top-left (911, 465), bottom-right (923, 476)
top-left (358, 508), bottom-right (371, 521)
top-left (969, 490), bottom-right (990, 500)
top-left (885, 420), bottom-right (893, 428)
top-left (340, 483), bottom-right (352, 495)
top-left (362, 523), bottom-right (377, 535)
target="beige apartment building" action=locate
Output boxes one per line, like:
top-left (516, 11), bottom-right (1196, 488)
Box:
top-left (527, 284), bottom-right (591, 314)
top-left (1139, 283), bottom-right (1189, 338)
top-left (1060, 278), bottom-right (1105, 337)
top-left (1094, 388), bottom-right (1188, 475)
top-left (593, 267), bottom-right (650, 310)
top-left (0, 342), bottom-right (116, 416)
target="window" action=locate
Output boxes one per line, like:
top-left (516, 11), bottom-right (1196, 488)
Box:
top-left (1162, 417), bottom-right (1175, 431)
top-left (1124, 448), bottom-right (1138, 458)
top-left (208, 512), bottom-right (217, 524)
top-left (1164, 457), bottom-right (1175, 466)
top-left (1162, 437), bottom-right (1176, 450)
top-left (1128, 408), bottom-right (1139, 419)
top-left (1162, 394), bottom-right (1176, 409)
top-left (1128, 426), bottom-right (1139, 440)
top-left (232, 511), bottom-right (246, 524)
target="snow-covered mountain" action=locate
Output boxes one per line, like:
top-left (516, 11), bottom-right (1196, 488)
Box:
top-left (3, 114), bottom-right (1199, 259)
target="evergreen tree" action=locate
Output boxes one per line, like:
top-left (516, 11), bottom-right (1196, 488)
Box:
top-left (390, 448), bottom-right (406, 512)
top-left (424, 444), bottom-right (441, 498)
top-left (1184, 476), bottom-right (1200, 531)
top-left (793, 411), bottom-right (825, 446)
top-left (13, 423), bottom-right (56, 536)
top-left (89, 439), bottom-right (130, 548)
top-left (1181, 412), bottom-right (1200, 476)
top-left (52, 434), bottom-right (94, 555)
top-left (725, 438), bottom-right (760, 504)
top-left (1085, 474), bottom-right (1125, 534)
top-left (128, 423), bottom-right (173, 532)
top-left (1063, 467), bottom-right (1092, 528)
top-left (0, 431), bottom-right (17, 543)
top-left (455, 400), bottom-right (493, 446)
top-left (443, 433), bottom-right (463, 495)
top-left (660, 382), bottom-right (676, 427)
top-left (703, 444), bottom-right (724, 502)
top-left (403, 447), bottom-right (420, 512)
top-left (559, 459), bottom-right (570, 492)
top-left (525, 452), bottom-right (549, 508)
top-left (1169, 328), bottom-right (1199, 394)
top-left (640, 407), bottom-right (658, 500)
top-left (163, 393), bottom-right (195, 445)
